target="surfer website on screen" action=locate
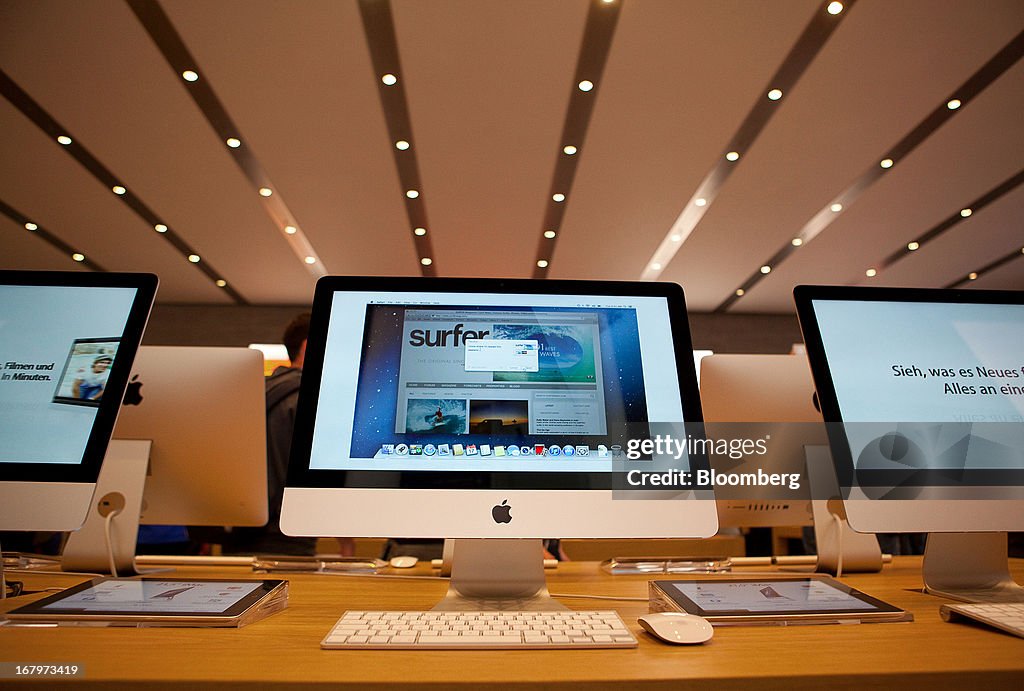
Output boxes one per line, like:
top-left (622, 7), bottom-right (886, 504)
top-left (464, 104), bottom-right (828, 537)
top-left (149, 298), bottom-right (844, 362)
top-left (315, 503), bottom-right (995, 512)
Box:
top-left (811, 299), bottom-right (1024, 471)
top-left (309, 291), bottom-right (685, 472)
top-left (0, 285), bottom-right (138, 464)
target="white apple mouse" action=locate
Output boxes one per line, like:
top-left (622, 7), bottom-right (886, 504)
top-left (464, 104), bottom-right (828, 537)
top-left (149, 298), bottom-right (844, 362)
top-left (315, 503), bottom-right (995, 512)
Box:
top-left (389, 555), bottom-right (419, 569)
top-left (637, 612), bottom-right (714, 644)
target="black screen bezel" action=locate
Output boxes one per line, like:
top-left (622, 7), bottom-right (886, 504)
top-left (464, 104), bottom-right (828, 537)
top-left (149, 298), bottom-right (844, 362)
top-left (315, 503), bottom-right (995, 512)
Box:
top-left (793, 284), bottom-right (1024, 488)
top-left (287, 276), bottom-right (707, 491)
top-left (0, 270), bottom-right (158, 483)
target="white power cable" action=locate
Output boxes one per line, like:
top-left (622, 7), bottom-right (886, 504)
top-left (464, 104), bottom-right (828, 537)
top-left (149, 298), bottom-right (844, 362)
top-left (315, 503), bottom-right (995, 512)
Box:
top-left (832, 512), bottom-right (844, 579)
top-left (103, 508), bottom-right (123, 577)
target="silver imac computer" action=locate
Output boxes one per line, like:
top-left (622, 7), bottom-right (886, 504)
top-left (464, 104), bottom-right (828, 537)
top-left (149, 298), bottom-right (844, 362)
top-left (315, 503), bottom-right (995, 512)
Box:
top-left (282, 276), bottom-right (717, 610)
top-left (700, 353), bottom-right (819, 529)
top-left (61, 346), bottom-right (268, 573)
top-left (0, 270), bottom-right (157, 533)
top-left (795, 285), bottom-right (1024, 602)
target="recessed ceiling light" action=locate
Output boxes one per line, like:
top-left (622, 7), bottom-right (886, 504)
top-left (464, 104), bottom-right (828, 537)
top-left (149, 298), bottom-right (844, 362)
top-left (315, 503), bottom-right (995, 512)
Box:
top-left (72, 253), bottom-right (85, 262)
top-left (947, 99), bottom-right (962, 110)
top-left (968, 272), bottom-right (978, 280)
top-left (188, 254), bottom-right (201, 263)
top-left (154, 224), bottom-right (168, 233)
top-left (381, 73), bottom-right (397, 86)
top-left (767, 88), bottom-right (783, 101)
top-left (406, 189), bottom-right (419, 199)
top-left (830, 203), bottom-right (843, 212)
top-left (421, 257), bottom-right (433, 266)
top-left (865, 268), bottom-right (877, 277)
top-left (907, 241), bottom-right (920, 251)
top-left (735, 289), bottom-right (745, 297)
top-left (215, 279), bottom-right (227, 288)
top-left (827, 2), bottom-right (844, 15)
top-left (226, 137), bottom-right (241, 148)
top-left (760, 265), bottom-right (771, 274)
top-left (960, 208), bottom-right (973, 217)
top-left (552, 193), bottom-right (565, 202)
top-left (670, 234), bottom-right (681, 242)
top-left (695, 198), bottom-right (707, 207)
top-left (284, 225), bottom-right (297, 234)
top-left (395, 140), bottom-right (410, 150)
top-left (651, 262), bottom-right (662, 271)
top-left (544, 230), bottom-right (557, 239)
top-left (305, 256), bottom-right (316, 264)
top-left (791, 237), bottom-right (803, 246)
top-left (112, 185), bottom-right (126, 195)
top-left (578, 80), bottom-right (594, 92)
top-left (537, 259), bottom-right (549, 268)
top-left (259, 187), bottom-right (273, 197)
top-left (182, 70), bottom-right (199, 82)
top-left (880, 158), bottom-right (894, 169)
top-left (24, 222), bottom-right (38, 231)
top-left (414, 227), bottom-right (427, 236)
top-left (725, 151), bottom-right (740, 162)
top-left (563, 145), bottom-right (578, 155)
top-left (57, 135), bottom-right (72, 145)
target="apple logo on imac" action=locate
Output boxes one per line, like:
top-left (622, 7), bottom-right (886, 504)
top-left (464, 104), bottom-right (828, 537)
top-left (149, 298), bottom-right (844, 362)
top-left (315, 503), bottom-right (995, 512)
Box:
top-left (123, 374), bottom-right (143, 406)
top-left (492, 499), bottom-right (512, 524)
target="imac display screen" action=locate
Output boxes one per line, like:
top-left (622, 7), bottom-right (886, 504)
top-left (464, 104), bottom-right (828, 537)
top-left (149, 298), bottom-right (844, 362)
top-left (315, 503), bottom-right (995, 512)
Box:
top-left (293, 281), bottom-right (703, 488)
top-left (0, 285), bottom-right (138, 464)
top-left (0, 273), bottom-right (156, 484)
top-left (795, 286), bottom-right (1024, 487)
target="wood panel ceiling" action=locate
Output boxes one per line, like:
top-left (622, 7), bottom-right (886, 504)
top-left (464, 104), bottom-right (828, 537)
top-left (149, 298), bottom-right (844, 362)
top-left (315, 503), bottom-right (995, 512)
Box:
top-left (2, 0), bottom-right (1021, 311)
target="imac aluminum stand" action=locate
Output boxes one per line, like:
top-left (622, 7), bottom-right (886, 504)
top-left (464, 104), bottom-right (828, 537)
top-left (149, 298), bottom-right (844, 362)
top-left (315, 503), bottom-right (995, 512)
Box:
top-left (923, 532), bottom-right (1024, 603)
top-left (432, 539), bottom-right (566, 611)
top-left (62, 439), bottom-right (150, 575)
top-left (805, 445), bottom-right (883, 575)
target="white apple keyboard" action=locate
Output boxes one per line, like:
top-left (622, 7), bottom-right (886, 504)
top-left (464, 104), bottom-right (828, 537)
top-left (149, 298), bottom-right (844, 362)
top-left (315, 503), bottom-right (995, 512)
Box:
top-left (940, 602), bottom-right (1024, 638)
top-left (321, 610), bottom-right (638, 649)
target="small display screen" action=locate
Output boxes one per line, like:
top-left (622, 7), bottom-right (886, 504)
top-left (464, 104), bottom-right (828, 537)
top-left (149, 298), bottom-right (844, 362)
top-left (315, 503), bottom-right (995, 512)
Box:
top-left (670, 579), bottom-right (875, 613)
top-left (656, 577), bottom-right (903, 617)
top-left (11, 578), bottom-right (283, 618)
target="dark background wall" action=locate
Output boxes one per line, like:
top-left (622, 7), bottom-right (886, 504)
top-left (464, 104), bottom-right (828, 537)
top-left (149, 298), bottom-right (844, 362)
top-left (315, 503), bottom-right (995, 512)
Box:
top-left (143, 304), bottom-right (804, 354)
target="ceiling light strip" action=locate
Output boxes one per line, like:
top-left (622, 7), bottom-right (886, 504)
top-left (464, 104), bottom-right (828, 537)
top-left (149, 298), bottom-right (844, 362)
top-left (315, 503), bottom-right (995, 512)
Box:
top-left (0, 68), bottom-right (245, 303)
top-left (0, 198), bottom-right (107, 271)
top-left (875, 168), bottom-right (1024, 271)
top-left (126, 0), bottom-right (327, 278)
top-left (642, 0), bottom-right (857, 281)
top-left (715, 29), bottom-right (1024, 312)
top-left (532, 0), bottom-right (622, 278)
top-left (358, 0), bottom-right (436, 277)
top-left (944, 245), bottom-right (1024, 289)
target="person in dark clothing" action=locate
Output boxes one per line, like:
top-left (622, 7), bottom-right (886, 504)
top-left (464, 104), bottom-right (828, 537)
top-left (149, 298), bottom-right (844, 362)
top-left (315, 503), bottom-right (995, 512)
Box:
top-left (225, 314), bottom-right (352, 556)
